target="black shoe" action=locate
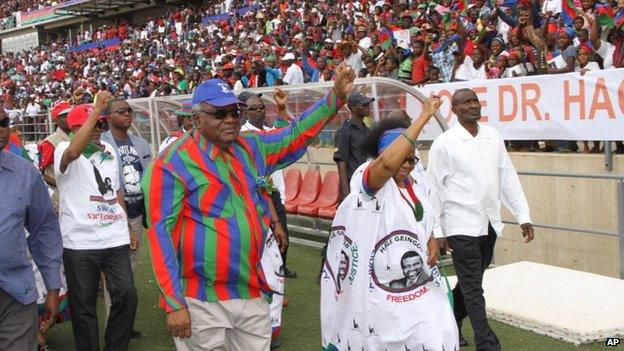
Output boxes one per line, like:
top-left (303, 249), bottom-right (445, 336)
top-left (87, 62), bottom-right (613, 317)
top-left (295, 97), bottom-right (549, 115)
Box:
top-left (458, 333), bottom-right (469, 347)
top-left (130, 330), bottom-right (142, 339)
top-left (270, 338), bottom-right (282, 349)
top-left (284, 269), bottom-right (297, 279)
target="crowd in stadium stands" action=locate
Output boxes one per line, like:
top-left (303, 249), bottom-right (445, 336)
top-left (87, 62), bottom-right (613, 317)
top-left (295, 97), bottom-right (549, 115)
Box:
top-left (1, 0), bottom-right (624, 152)
top-left (0, 0), bottom-right (67, 29)
top-left (0, 0), bottom-right (66, 18)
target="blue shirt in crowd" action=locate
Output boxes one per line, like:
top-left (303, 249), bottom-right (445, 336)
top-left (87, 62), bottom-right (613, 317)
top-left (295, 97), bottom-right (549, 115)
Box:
top-left (0, 150), bottom-right (62, 305)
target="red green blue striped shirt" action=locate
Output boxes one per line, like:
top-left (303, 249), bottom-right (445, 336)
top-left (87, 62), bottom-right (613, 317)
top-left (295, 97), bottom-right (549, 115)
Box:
top-left (142, 91), bottom-right (344, 312)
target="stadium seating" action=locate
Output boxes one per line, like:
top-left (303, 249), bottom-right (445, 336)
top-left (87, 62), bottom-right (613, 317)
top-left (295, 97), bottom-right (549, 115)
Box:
top-left (317, 203), bottom-right (338, 220)
top-left (284, 169), bottom-right (321, 214)
top-left (297, 171), bottom-right (339, 217)
top-left (284, 168), bottom-right (302, 203)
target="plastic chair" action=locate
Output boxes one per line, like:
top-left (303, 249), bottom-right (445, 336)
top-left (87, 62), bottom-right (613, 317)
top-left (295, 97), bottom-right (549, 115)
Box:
top-left (318, 204), bottom-right (338, 220)
top-left (284, 169), bottom-right (322, 214)
top-left (297, 171), bottom-right (340, 217)
top-left (284, 168), bottom-right (302, 203)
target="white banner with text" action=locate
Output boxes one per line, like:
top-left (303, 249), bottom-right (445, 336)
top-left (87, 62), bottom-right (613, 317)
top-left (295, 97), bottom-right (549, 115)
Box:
top-left (406, 69), bottom-right (624, 140)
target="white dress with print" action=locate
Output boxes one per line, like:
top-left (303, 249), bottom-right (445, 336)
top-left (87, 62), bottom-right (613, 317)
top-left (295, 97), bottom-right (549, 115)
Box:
top-left (320, 161), bottom-right (458, 351)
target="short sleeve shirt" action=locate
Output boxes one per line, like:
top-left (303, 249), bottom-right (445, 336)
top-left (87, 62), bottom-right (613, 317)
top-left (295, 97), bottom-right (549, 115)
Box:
top-left (54, 141), bottom-right (129, 250)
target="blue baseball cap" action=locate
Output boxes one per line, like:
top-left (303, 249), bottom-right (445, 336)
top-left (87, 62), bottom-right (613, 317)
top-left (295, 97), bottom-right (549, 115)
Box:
top-left (191, 79), bottom-right (243, 107)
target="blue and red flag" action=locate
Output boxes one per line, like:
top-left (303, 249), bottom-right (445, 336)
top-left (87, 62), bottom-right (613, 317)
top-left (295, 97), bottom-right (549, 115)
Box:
top-left (5, 133), bottom-right (32, 161)
top-left (561, 0), bottom-right (579, 26)
top-left (615, 8), bottom-right (624, 28)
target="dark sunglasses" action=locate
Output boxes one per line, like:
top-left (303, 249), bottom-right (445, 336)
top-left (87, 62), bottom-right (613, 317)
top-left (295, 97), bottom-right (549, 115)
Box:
top-left (94, 120), bottom-right (108, 129)
top-left (246, 105), bottom-right (265, 112)
top-left (113, 107), bottom-right (133, 115)
top-left (0, 118), bottom-right (9, 128)
top-left (198, 108), bottom-right (241, 120)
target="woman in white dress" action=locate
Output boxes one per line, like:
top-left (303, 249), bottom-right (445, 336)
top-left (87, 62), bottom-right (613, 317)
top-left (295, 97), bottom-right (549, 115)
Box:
top-left (321, 97), bottom-right (459, 351)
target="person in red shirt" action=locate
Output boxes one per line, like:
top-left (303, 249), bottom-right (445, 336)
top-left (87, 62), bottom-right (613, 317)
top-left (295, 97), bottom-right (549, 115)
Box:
top-left (411, 39), bottom-right (430, 85)
top-left (118, 22), bottom-right (127, 39)
top-left (39, 101), bottom-right (72, 212)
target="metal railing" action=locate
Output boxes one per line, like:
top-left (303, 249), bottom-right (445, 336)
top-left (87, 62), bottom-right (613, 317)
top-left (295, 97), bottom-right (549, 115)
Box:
top-left (12, 112), bottom-right (54, 143)
top-left (506, 171), bottom-right (624, 279)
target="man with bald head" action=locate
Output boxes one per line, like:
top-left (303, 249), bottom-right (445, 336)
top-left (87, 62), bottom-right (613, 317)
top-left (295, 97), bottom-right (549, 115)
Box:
top-left (426, 88), bottom-right (534, 350)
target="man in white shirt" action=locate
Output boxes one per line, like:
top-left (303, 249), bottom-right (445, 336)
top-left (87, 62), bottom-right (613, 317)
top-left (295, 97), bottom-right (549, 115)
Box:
top-left (281, 53), bottom-right (304, 85)
top-left (451, 48), bottom-right (487, 82)
top-left (238, 91), bottom-right (294, 349)
top-left (54, 92), bottom-right (138, 351)
top-left (238, 92), bottom-right (293, 277)
top-left (426, 89), bottom-right (534, 351)
top-left (356, 26), bottom-right (372, 49)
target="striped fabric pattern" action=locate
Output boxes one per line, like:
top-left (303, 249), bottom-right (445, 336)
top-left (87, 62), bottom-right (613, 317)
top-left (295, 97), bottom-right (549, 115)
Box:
top-left (142, 91), bottom-right (343, 312)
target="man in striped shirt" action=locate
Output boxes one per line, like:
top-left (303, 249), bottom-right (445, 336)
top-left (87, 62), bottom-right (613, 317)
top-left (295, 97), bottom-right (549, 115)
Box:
top-left (142, 63), bottom-right (355, 350)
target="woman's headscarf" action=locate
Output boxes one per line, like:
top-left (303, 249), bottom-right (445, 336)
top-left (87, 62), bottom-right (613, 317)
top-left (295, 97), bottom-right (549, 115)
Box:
top-left (377, 128), bottom-right (405, 154)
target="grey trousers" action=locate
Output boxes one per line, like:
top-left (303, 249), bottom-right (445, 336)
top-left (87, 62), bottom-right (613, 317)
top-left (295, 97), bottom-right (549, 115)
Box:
top-left (0, 288), bottom-right (38, 351)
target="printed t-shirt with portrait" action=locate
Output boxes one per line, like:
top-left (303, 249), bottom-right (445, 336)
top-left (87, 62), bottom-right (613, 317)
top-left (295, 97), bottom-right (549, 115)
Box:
top-left (54, 140), bottom-right (130, 250)
top-left (114, 137), bottom-right (144, 218)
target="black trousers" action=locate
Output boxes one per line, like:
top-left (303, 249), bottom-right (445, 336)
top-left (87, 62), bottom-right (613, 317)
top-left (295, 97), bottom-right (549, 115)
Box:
top-left (63, 245), bottom-right (138, 351)
top-left (0, 289), bottom-right (37, 351)
top-left (447, 225), bottom-right (500, 351)
top-left (271, 191), bottom-right (290, 269)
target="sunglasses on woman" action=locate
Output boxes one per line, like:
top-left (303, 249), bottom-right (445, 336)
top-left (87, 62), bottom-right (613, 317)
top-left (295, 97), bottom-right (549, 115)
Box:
top-left (403, 157), bottom-right (418, 165)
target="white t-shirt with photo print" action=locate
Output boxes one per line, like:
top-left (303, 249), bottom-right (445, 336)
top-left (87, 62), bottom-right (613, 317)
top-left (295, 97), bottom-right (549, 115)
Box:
top-left (54, 140), bottom-right (130, 250)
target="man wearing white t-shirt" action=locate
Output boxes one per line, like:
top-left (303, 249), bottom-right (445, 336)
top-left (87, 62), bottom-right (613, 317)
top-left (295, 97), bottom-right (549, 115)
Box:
top-left (451, 48), bottom-right (487, 82)
top-left (281, 53), bottom-right (304, 85)
top-left (339, 42), bottom-right (371, 77)
top-left (54, 92), bottom-right (138, 351)
top-left (427, 89), bottom-right (534, 350)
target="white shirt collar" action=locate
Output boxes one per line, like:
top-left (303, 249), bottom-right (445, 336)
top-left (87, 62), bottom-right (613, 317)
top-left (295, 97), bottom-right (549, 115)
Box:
top-left (452, 122), bottom-right (491, 141)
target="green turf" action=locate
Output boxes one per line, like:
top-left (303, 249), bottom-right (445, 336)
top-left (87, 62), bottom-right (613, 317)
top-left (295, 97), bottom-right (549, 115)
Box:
top-left (44, 244), bottom-right (608, 350)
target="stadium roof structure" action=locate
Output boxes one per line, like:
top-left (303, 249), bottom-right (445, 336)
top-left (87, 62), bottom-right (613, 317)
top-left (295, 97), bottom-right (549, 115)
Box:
top-left (54, 0), bottom-right (151, 17)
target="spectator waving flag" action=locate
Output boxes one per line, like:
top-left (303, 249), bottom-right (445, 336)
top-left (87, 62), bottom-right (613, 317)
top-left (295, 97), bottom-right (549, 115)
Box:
top-left (5, 133), bottom-right (32, 162)
top-left (616, 8), bottom-right (624, 29)
top-left (487, 0), bottom-right (520, 8)
top-left (456, 0), bottom-right (469, 13)
top-left (561, 0), bottom-right (579, 26)
top-left (595, 4), bottom-right (615, 28)
top-left (378, 27), bottom-right (394, 49)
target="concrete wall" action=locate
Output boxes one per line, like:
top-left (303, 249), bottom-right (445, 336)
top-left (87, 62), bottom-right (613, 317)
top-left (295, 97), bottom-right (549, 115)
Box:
top-left (291, 147), bottom-right (624, 278)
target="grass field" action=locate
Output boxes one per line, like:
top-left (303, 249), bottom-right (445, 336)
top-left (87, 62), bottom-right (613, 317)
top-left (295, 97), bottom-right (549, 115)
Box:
top-left (45, 244), bottom-right (609, 350)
